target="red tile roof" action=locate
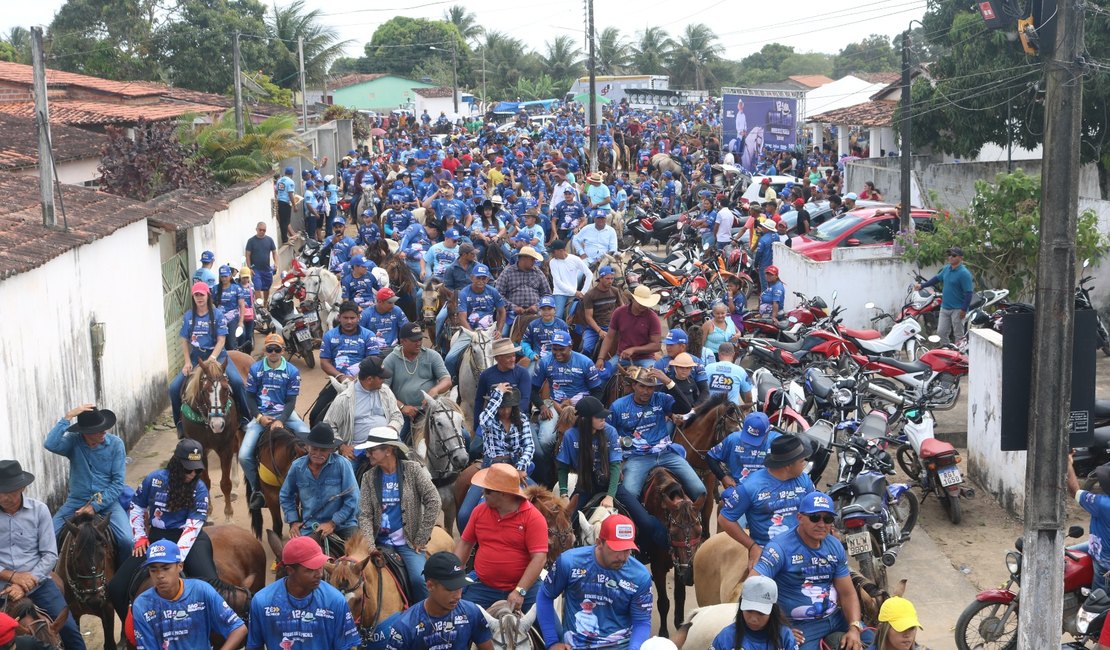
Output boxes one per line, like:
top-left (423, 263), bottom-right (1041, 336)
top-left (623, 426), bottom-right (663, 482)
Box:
top-left (853, 72), bottom-right (901, 85)
top-left (412, 86), bottom-right (454, 98)
top-left (329, 73), bottom-right (387, 90)
top-left (146, 178), bottom-right (270, 231)
top-left (807, 100), bottom-right (897, 127)
top-left (0, 61), bottom-right (165, 98)
top-left (0, 113), bottom-right (104, 170)
top-left (161, 86), bottom-right (289, 117)
top-left (788, 74), bottom-right (835, 89)
top-left (0, 99), bottom-right (227, 126)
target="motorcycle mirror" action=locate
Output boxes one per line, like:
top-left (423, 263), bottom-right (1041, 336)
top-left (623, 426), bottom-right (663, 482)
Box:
top-left (235, 326), bottom-right (244, 338)
top-left (864, 302), bottom-right (876, 309)
top-left (831, 290), bottom-right (838, 301)
top-left (1083, 258), bottom-right (1091, 269)
top-left (928, 334), bottom-right (941, 343)
top-left (1068, 525), bottom-right (1086, 539)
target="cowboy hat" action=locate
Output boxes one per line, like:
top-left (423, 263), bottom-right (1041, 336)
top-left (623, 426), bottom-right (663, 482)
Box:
top-left (631, 285), bottom-right (661, 308)
top-left (67, 407), bottom-right (117, 434)
top-left (0, 460), bottom-right (34, 492)
top-left (471, 463), bottom-right (527, 497)
top-left (586, 171), bottom-right (604, 183)
top-left (518, 246), bottom-right (543, 261)
top-left (627, 366), bottom-right (663, 387)
top-left (491, 338), bottom-right (520, 357)
top-left (354, 426), bottom-right (409, 455)
top-left (296, 423), bottom-right (343, 449)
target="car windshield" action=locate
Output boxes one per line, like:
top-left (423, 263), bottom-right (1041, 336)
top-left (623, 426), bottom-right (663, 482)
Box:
top-left (808, 214), bottom-right (864, 241)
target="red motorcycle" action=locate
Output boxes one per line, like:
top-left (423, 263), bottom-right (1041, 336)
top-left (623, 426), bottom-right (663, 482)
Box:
top-left (955, 526), bottom-right (1091, 650)
top-left (851, 346), bottom-right (968, 412)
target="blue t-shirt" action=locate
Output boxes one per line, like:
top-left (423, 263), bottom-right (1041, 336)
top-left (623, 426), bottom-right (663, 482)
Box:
top-left (180, 308), bottom-right (228, 363)
top-left (401, 224), bottom-right (432, 258)
top-left (761, 281), bottom-right (786, 312)
top-left (756, 529), bottom-right (850, 623)
top-left (133, 468), bottom-right (209, 531)
top-left (554, 200), bottom-right (588, 232)
top-left (384, 209), bottom-right (414, 235)
top-left (556, 425), bottom-right (623, 480)
top-left (246, 357), bottom-right (302, 417)
top-left (429, 197), bottom-right (471, 224)
top-left (360, 307), bottom-right (409, 356)
top-left (707, 430), bottom-right (782, 484)
top-left (425, 242), bottom-right (460, 278)
top-left (247, 580), bottom-right (360, 649)
top-left (607, 392), bottom-right (677, 456)
top-left (935, 263), bottom-right (975, 310)
top-left (1079, 490), bottom-right (1110, 568)
top-left (541, 545), bottom-right (653, 649)
top-left (378, 471), bottom-right (405, 547)
top-left (720, 468), bottom-right (814, 546)
top-left (319, 326), bottom-right (373, 378)
top-left (384, 599), bottom-right (491, 650)
top-left (359, 222), bottom-right (382, 246)
top-left (533, 351), bottom-right (602, 403)
top-left (457, 285), bottom-right (506, 327)
top-left (704, 361), bottom-right (754, 402)
top-left (711, 623), bottom-right (798, 650)
top-left (523, 317), bottom-right (569, 359)
top-left (342, 271), bottom-right (380, 310)
top-left (214, 283), bottom-right (247, 322)
top-left (275, 176), bottom-right (296, 202)
top-left (132, 579), bottom-right (244, 650)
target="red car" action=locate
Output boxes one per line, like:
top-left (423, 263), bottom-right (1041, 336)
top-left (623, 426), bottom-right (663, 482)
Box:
top-left (790, 207), bottom-right (938, 261)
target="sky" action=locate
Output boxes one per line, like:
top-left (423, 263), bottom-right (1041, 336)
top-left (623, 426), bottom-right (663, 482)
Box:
top-left (2, 0), bottom-right (929, 63)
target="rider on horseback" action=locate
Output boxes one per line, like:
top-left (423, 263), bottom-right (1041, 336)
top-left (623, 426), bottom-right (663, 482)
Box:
top-left (280, 424), bottom-right (360, 542)
top-left (458, 386), bottom-right (535, 533)
top-left (359, 289), bottom-right (410, 358)
top-left (383, 552), bottom-right (493, 650)
top-left (445, 264), bottom-right (506, 383)
top-left (532, 329), bottom-right (603, 484)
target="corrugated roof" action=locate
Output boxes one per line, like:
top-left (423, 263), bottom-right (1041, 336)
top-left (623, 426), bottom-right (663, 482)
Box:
top-left (853, 72), bottom-right (901, 85)
top-left (0, 100), bottom-right (227, 126)
top-left (412, 86), bottom-right (454, 98)
top-left (0, 113), bottom-right (104, 170)
top-left (807, 100), bottom-right (898, 127)
top-left (0, 61), bottom-right (165, 98)
top-left (788, 74), bottom-right (835, 89)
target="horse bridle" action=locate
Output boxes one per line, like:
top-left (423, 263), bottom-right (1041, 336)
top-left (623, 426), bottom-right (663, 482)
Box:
top-left (62, 528), bottom-right (110, 605)
top-left (204, 372), bottom-right (233, 427)
top-left (333, 554), bottom-right (386, 629)
top-left (425, 399), bottom-right (468, 477)
top-left (665, 500), bottom-right (702, 572)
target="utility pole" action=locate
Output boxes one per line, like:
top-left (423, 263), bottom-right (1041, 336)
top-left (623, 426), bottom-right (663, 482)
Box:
top-left (1018, 0), bottom-right (1084, 645)
top-left (233, 33), bottom-right (244, 138)
top-left (586, 0), bottom-right (598, 172)
top-left (298, 37), bottom-right (308, 132)
top-left (899, 29), bottom-right (912, 230)
top-left (481, 50), bottom-right (487, 107)
top-left (30, 27), bottom-right (56, 228)
top-left (450, 43), bottom-right (459, 115)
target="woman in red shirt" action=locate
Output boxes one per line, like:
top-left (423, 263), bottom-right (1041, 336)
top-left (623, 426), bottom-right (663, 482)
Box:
top-left (859, 181), bottom-right (883, 201)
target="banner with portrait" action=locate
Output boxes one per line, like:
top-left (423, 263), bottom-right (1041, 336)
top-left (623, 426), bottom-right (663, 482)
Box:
top-left (721, 93), bottom-right (798, 170)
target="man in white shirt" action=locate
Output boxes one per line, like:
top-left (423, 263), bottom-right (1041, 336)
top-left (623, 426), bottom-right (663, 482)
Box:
top-left (549, 169), bottom-right (577, 213)
top-left (573, 211), bottom-right (618, 264)
top-left (547, 240), bottom-right (593, 321)
top-left (714, 197), bottom-right (737, 250)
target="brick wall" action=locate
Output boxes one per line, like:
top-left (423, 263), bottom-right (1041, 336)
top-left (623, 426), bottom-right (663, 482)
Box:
top-left (0, 82), bottom-right (30, 103)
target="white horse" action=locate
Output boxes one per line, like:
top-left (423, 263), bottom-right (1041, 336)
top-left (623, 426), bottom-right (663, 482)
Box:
top-left (455, 324), bottom-right (497, 428)
top-left (302, 266), bottom-right (342, 332)
top-left (482, 601), bottom-right (540, 650)
top-left (741, 126), bottom-right (764, 172)
top-left (415, 391), bottom-right (471, 535)
top-left (672, 604), bottom-right (738, 649)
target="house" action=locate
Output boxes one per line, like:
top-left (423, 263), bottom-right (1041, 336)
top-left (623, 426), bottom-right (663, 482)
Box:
top-left (329, 73), bottom-right (436, 112)
top-left (802, 75), bottom-right (900, 156)
top-left (0, 113), bottom-right (104, 185)
top-left (412, 86), bottom-right (478, 120)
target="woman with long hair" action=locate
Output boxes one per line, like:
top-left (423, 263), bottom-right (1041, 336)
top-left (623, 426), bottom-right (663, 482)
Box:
top-left (212, 265), bottom-right (247, 351)
top-left (867, 597), bottom-right (924, 650)
top-left (712, 575), bottom-right (797, 650)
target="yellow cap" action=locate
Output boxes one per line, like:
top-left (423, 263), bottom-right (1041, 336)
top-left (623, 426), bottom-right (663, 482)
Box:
top-left (239, 266), bottom-right (253, 278)
top-left (878, 596), bottom-right (922, 632)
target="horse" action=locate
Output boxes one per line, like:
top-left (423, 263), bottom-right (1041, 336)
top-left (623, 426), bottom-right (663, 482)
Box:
top-left (481, 600), bottom-right (542, 650)
top-left (642, 467), bottom-right (704, 638)
top-left (379, 256), bottom-right (420, 321)
top-left (741, 126), bottom-right (765, 172)
top-left (1, 596), bottom-right (66, 648)
top-left (456, 325), bottom-right (497, 429)
top-left (692, 531), bottom-right (750, 607)
top-left (249, 427), bottom-right (306, 539)
top-left (600, 362), bottom-right (634, 406)
top-left (422, 277), bottom-right (448, 332)
top-left (650, 153), bottom-right (687, 186)
top-left (672, 393), bottom-right (746, 532)
top-left (413, 394), bottom-right (472, 534)
top-left (303, 266), bottom-right (342, 335)
top-left (482, 241), bottom-right (509, 278)
top-left (181, 353), bottom-right (250, 522)
top-left (57, 513), bottom-right (115, 645)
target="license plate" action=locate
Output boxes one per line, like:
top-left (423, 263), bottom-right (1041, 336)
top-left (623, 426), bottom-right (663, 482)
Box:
top-left (938, 466), bottom-right (963, 487)
top-left (294, 329), bottom-right (312, 342)
top-left (303, 311), bottom-right (318, 323)
top-left (845, 531), bottom-right (871, 556)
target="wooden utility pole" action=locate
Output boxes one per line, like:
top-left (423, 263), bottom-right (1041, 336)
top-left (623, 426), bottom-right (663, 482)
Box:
top-left (899, 29), bottom-right (912, 229)
top-left (1018, 0), bottom-right (1084, 645)
top-left (298, 37), bottom-right (308, 132)
top-left (233, 33), bottom-right (244, 138)
top-left (30, 27), bottom-right (56, 228)
top-left (586, 0), bottom-right (598, 172)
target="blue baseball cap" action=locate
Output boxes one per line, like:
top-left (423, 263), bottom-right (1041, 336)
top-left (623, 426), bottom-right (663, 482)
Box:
top-left (471, 264), bottom-right (491, 277)
top-left (283, 166), bottom-right (294, 175)
top-left (362, 209), bottom-right (375, 217)
top-left (305, 180), bottom-right (315, 188)
top-left (663, 170), bottom-right (673, 178)
top-left (799, 491), bottom-right (836, 515)
top-left (218, 265), bottom-right (232, 277)
top-left (332, 217), bottom-right (346, 226)
top-left (200, 250), bottom-right (214, 263)
top-left (539, 296), bottom-right (556, 309)
top-left (551, 330), bottom-right (572, 347)
top-left (350, 256), bottom-right (370, 268)
top-left (742, 412), bottom-right (771, 438)
top-left (445, 228), bottom-right (461, 239)
top-left (598, 266), bottom-right (615, 277)
top-left (143, 540), bottom-right (183, 567)
top-left (664, 329), bottom-right (688, 345)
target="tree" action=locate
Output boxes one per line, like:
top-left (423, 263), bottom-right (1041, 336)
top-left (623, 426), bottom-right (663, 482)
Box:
top-left (542, 35), bottom-right (583, 90)
top-left (513, 74), bottom-right (557, 101)
top-left (443, 5), bottom-right (483, 45)
top-left (177, 110), bottom-right (305, 185)
top-left (4, 28), bottom-right (31, 65)
top-left (46, 0), bottom-right (162, 81)
top-left (629, 26), bottom-right (673, 75)
top-left (476, 31), bottom-right (537, 99)
top-left (667, 23), bottom-right (722, 90)
top-left (833, 34), bottom-right (900, 77)
top-left (322, 104), bottom-right (370, 142)
top-left (157, 0), bottom-right (272, 94)
top-left (99, 119), bottom-right (214, 201)
top-left (0, 42), bottom-right (15, 63)
top-left (363, 17), bottom-right (465, 80)
top-left (734, 43), bottom-right (797, 85)
top-left (267, 0), bottom-right (351, 90)
top-left (596, 27), bottom-right (628, 75)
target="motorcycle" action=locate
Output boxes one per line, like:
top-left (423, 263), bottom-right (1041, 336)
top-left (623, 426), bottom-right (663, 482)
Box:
top-left (298, 236), bottom-right (327, 268)
top-left (655, 276), bottom-right (709, 330)
top-left (894, 403), bottom-right (968, 524)
top-left (852, 345), bottom-right (969, 413)
top-left (954, 526), bottom-right (1089, 650)
top-left (1076, 269), bottom-right (1110, 356)
top-left (1076, 587), bottom-right (1110, 646)
top-left (266, 273), bottom-right (316, 368)
top-left (1066, 398), bottom-right (1110, 483)
top-left (786, 293), bottom-right (831, 327)
top-left (625, 247), bottom-right (689, 289)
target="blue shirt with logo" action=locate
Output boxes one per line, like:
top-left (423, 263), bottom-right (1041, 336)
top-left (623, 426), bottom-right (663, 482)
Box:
top-left (457, 285), bottom-right (506, 327)
top-left (704, 361), bottom-right (754, 402)
top-left (341, 270), bottom-right (380, 310)
top-left (179, 308), bottom-right (228, 364)
top-left (384, 599), bottom-right (491, 650)
top-left (533, 351), bottom-right (601, 403)
top-left (359, 307), bottom-right (409, 357)
top-left (760, 281), bottom-right (786, 313)
top-left (429, 197), bottom-right (471, 224)
top-left (358, 222), bottom-right (382, 246)
top-left (720, 468), bottom-right (814, 546)
top-left (214, 283), bottom-right (247, 323)
top-left (554, 200), bottom-right (588, 232)
top-left (522, 317), bottom-right (568, 360)
top-left (1079, 490), bottom-right (1110, 569)
top-left (756, 528), bottom-right (850, 623)
top-left (247, 579), bottom-right (360, 649)
top-left (711, 623), bottom-right (798, 650)
top-left (132, 579), bottom-right (244, 650)
top-left (556, 425), bottom-right (622, 480)
top-left (384, 209), bottom-right (414, 236)
top-left (246, 357), bottom-right (302, 417)
top-left (655, 355), bottom-right (709, 383)
top-left (424, 242), bottom-right (460, 279)
top-left (708, 430), bottom-right (782, 484)
top-left (320, 326), bottom-right (373, 378)
top-left (377, 471), bottom-right (406, 546)
top-left (607, 392), bottom-right (677, 456)
top-left (133, 468), bottom-right (209, 532)
top-left (401, 224), bottom-right (432, 259)
top-left (275, 176), bottom-right (296, 203)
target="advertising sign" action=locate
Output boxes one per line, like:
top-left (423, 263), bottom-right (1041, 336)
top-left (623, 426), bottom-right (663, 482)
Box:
top-left (721, 93), bottom-right (798, 169)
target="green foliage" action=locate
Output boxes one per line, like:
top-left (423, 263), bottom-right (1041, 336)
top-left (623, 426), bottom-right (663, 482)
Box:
top-left (4, 28), bottom-right (31, 65)
top-left (897, 170), bottom-right (1108, 298)
top-left (628, 27), bottom-right (673, 76)
top-left (0, 41), bottom-right (15, 63)
top-left (596, 28), bottom-right (628, 76)
top-left (266, 0), bottom-right (350, 90)
top-left (177, 111), bottom-right (306, 186)
top-left (832, 34), bottom-right (899, 77)
top-left (157, 0), bottom-right (272, 94)
top-left (99, 120), bottom-right (215, 201)
top-left (241, 71), bottom-right (293, 107)
top-left (321, 104), bottom-right (370, 143)
top-left (363, 17), bottom-right (467, 80)
top-left (442, 5), bottom-right (484, 45)
top-left (46, 0), bottom-right (162, 80)
top-left (543, 35), bottom-right (583, 91)
top-left (512, 74), bottom-right (557, 101)
top-left (667, 23), bottom-right (722, 91)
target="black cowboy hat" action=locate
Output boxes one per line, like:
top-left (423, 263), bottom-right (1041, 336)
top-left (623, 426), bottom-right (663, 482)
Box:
top-left (66, 407), bottom-right (116, 434)
top-left (297, 423), bottom-right (343, 449)
top-left (763, 435), bottom-right (812, 469)
top-left (500, 388), bottom-right (521, 408)
top-left (0, 460), bottom-right (35, 492)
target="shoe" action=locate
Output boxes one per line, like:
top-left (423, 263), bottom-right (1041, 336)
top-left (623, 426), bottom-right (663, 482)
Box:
top-left (249, 491), bottom-right (266, 511)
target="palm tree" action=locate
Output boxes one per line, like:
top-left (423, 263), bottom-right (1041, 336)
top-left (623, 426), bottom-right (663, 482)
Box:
top-left (443, 5), bottom-right (484, 45)
top-left (629, 26), bottom-right (673, 75)
top-left (596, 27), bottom-right (628, 76)
top-left (4, 27), bottom-right (31, 64)
top-left (267, 0), bottom-right (352, 89)
top-left (543, 35), bottom-right (584, 86)
top-left (178, 111), bottom-right (306, 186)
top-left (667, 23), bottom-right (722, 91)
top-left (478, 31), bottom-right (533, 97)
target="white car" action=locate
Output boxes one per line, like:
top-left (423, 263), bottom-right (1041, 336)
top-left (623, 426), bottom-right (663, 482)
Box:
top-left (740, 175), bottom-right (803, 204)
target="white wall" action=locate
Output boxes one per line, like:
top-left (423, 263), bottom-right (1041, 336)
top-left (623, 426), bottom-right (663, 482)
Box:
top-left (187, 179), bottom-right (276, 271)
top-left (13, 158), bottom-right (99, 186)
top-left (965, 329), bottom-right (1026, 516)
top-left (0, 219), bottom-right (167, 505)
top-left (803, 76), bottom-right (887, 122)
top-left (414, 96), bottom-right (457, 120)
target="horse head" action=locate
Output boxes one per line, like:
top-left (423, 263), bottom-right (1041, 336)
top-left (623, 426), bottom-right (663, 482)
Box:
top-left (524, 485), bottom-right (574, 565)
top-left (185, 359), bottom-right (234, 434)
top-left (61, 512), bottom-right (113, 607)
top-left (420, 395), bottom-right (471, 479)
top-left (422, 278), bottom-right (444, 324)
top-left (3, 598), bottom-right (65, 648)
top-left (482, 600), bottom-right (538, 650)
top-left (647, 470), bottom-right (703, 586)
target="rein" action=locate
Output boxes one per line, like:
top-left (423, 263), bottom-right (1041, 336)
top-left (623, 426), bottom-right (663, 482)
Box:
top-left (61, 527), bottom-right (111, 605)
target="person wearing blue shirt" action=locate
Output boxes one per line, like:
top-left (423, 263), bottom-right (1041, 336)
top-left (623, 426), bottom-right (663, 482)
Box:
top-left (131, 540), bottom-right (246, 650)
top-left (512, 211), bottom-right (547, 257)
top-left (710, 575), bottom-right (798, 650)
top-left (213, 266), bottom-right (248, 351)
top-left (192, 250), bottom-right (217, 291)
top-left (423, 184), bottom-right (471, 225)
top-left (754, 492), bottom-right (864, 650)
top-left (241, 334), bottom-right (310, 510)
top-left (327, 219), bottom-right (357, 274)
top-left (707, 412), bottom-right (781, 493)
top-left (553, 188), bottom-right (588, 241)
top-left (655, 328), bottom-right (709, 385)
top-left (719, 435), bottom-right (816, 573)
top-left (471, 341), bottom-right (533, 449)
top-left (446, 264), bottom-right (506, 382)
top-left (381, 199), bottom-right (415, 239)
top-left (360, 289), bottom-right (410, 357)
top-left (522, 297), bottom-right (568, 363)
top-left (325, 175), bottom-right (340, 219)
top-left (704, 342), bottom-right (755, 405)
top-left (425, 228), bottom-right (462, 279)
top-left (1068, 455), bottom-right (1110, 591)
top-left (383, 552), bottom-right (493, 650)
top-left (280, 424), bottom-right (360, 539)
top-left (916, 246), bottom-right (975, 346)
top-left (537, 515), bottom-right (653, 650)
top-left (754, 218), bottom-right (778, 283)
top-left (45, 404), bottom-right (131, 562)
top-left (358, 210), bottom-right (382, 246)
top-left (400, 221), bottom-right (439, 282)
top-left (760, 266), bottom-right (786, 319)
top-left (341, 256), bottom-right (381, 310)
top-left (275, 167), bottom-right (296, 245)
top-left (248, 536), bottom-right (360, 650)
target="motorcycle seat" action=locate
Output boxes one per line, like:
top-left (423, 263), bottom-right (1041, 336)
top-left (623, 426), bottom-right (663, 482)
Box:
top-left (842, 327), bottom-right (881, 341)
top-left (643, 251), bottom-right (675, 265)
top-left (756, 373), bottom-right (782, 403)
top-left (968, 294), bottom-right (986, 310)
top-left (1095, 400), bottom-right (1110, 419)
top-left (807, 372), bottom-right (836, 399)
top-left (1094, 426), bottom-right (1110, 446)
top-left (919, 437), bottom-right (957, 459)
top-left (769, 339), bottom-right (808, 353)
top-left (858, 412), bottom-right (889, 440)
top-left (869, 355), bottom-right (930, 374)
top-left (840, 493), bottom-right (885, 516)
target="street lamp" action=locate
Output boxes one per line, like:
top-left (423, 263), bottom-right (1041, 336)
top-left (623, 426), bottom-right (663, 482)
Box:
top-left (429, 44), bottom-right (459, 115)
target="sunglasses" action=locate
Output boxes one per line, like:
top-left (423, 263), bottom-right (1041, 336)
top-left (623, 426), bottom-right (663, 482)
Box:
top-left (265, 345), bottom-right (283, 353)
top-left (805, 513), bottom-right (836, 524)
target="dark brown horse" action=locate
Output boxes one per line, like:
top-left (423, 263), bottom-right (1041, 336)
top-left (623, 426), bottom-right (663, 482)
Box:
top-left (482, 242), bottom-right (509, 278)
top-left (2, 596), bottom-right (66, 648)
top-left (642, 467), bottom-right (704, 638)
top-left (249, 427), bottom-right (305, 538)
top-left (57, 513), bottom-right (114, 645)
top-left (672, 393), bottom-right (746, 532)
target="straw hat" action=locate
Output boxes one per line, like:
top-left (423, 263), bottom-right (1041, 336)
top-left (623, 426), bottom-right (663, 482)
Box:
top-left (631, 285), bottom-right (661, 308)
top-left (471, 463), bottom-right (527, 497)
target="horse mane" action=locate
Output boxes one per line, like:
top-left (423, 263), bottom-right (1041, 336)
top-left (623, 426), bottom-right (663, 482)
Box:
top-left (686, 325), bottom-right (705, 358)
top-left (183, 359), bottom-right (223, 405)
top-left (690, 392), bottom-right (729, 420)
top-left (70, 513), bottom-right (106, 562)
top-left (524, 484), bottom-right (561, 510)
top-left (486, 601), bottom-right (523, 649)
top-left (343, 530), bottom-right (371, 559)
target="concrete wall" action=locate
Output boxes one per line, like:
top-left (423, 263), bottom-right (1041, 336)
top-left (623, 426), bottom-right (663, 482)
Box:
top-left (0, 219), bottom-right (167, 506)
top-left (13, 158), bottom-right (100, 186)
top-left (332, 76), bottom-right (435, 112)
top-left (965, 329), bottom-right (1026, 517)
top-left (186, 178), bottom-right (276, 271)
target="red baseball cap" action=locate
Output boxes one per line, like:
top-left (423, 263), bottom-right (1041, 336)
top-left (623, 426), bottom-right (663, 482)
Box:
top-left (191, 281), bottom-right (209, 295)
top-left (765, 265), bottom-right (780, 276)
top-left (599, 514), bottom-right (638, 551)
top-left (282, 536), bottom-right (329, 570)
top-left (376, 287), bottom-right (398, 303)
top-left (793, 198), bottom-right (805, 207)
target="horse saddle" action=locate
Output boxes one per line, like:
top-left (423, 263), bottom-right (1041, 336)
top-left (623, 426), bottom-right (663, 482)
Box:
top-left (377, 546), bottom-right (418, 608)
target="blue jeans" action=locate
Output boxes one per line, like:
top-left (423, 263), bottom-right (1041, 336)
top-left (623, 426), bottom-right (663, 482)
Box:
top-left (444, 330), bottom-right (474, 381)
top-left (30, 579), bottom-right (84, 650)
top-left (463, 571), bottom-right (538, 612)
top-left (405, 260), bottom-right (424, 303)
top-left (382, 542), bottom-right (428, 601)
top-left (240, 413), bottom-right (311, 493)
top-left (435, 305), bottom-right (450, 348)
top-left (168, 355), bottom-right (249, 430)
top-left (578, 325), bottom-right (606, 356)
top-left (621, 449), bottom-right (707, 502)
top-left (553, 295), bottom-right (571, 322)
top-left (533, 412), bottom-right (559, 488)
top-left (793, 610), bottom-right (847, 650)
top-left (53, 499), bottom-right (132, 562)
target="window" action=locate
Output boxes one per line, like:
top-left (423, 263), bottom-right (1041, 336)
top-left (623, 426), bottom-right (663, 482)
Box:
top-left (845, 218), bottom-right (897, 245)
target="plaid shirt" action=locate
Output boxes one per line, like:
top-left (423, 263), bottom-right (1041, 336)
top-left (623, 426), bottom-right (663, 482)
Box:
top-left (495, 264), bottom-right (551, 311)
top-left (478, 389), bottom-right (535, 471)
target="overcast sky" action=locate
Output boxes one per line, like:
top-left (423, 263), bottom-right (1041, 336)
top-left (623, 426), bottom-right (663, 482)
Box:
top-left (4, 0), bottom-right (928, 63)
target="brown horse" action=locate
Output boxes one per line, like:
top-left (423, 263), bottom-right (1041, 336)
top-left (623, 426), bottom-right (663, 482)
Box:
top-left (249, 427), bottom-right (305, 539)
top-left (672, 393), bottom-right (746, 532)
top-left (181, 351), bottom-right (251, 521)
top-left (2, 596), bottom-right (66, 648)
top-left (380, 256), bottom-right (420, 322)
top-left (57, 513), bottom-right (115, 645)
top-left (642, 467), bottom-right (704, 638)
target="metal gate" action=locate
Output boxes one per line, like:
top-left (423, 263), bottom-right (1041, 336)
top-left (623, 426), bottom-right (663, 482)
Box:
top-left (163, 250), bottom-right (190, 375)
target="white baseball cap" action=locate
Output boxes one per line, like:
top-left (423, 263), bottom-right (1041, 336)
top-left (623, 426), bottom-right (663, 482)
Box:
top-left (740, 575), bottom-right (778, 615)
